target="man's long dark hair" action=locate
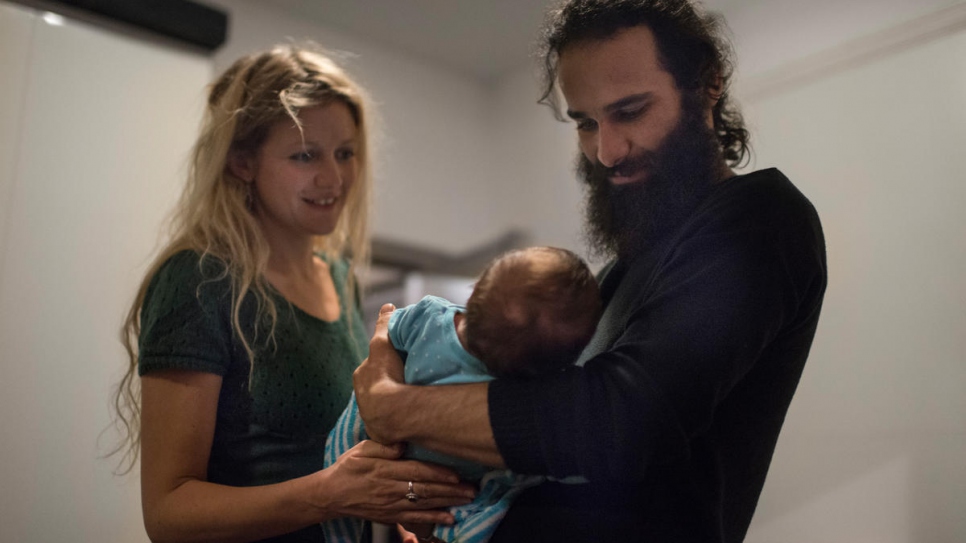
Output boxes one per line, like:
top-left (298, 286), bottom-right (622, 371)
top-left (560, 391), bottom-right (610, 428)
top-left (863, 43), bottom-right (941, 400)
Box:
top-left (538, 0), bottom-right (751, 167)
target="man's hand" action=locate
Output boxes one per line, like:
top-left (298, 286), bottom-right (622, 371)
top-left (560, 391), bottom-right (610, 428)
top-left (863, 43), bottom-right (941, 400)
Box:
top-left (354, 303), bottom-right (406, 444)
top-left (355, 303), bottom-right (506, 468)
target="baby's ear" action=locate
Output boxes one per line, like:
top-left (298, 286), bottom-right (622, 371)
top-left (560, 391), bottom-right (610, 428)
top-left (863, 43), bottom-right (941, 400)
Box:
top-left (227, 150), bottom-right (255, 182)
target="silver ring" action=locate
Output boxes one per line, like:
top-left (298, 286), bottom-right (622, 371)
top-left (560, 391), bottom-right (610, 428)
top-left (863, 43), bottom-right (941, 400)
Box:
top-left (405, 480), bottom-right (419, 503)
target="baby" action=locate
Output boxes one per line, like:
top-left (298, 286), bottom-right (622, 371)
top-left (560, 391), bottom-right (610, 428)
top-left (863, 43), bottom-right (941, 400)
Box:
top-left (323, 246), bottom-right (601, 543)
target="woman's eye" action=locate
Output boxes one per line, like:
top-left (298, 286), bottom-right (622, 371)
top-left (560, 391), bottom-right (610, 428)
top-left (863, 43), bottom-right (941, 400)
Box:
top-left (335, 148), bottom-right (356, 161)
top-left (291, 151), bottom-right (315, 162)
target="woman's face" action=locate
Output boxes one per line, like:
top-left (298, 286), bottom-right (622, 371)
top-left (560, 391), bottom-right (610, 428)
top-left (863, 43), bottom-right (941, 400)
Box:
top-left (243, 101), bottom-right (359, 242)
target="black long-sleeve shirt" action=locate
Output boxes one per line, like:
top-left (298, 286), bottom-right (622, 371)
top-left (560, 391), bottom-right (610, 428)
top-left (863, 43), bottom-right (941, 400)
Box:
top-left (489, 168), bottom-right (827, 542)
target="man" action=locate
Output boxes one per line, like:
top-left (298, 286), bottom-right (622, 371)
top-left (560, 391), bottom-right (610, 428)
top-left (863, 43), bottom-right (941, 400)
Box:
top-left (354, 1), bottom-right (827, 541)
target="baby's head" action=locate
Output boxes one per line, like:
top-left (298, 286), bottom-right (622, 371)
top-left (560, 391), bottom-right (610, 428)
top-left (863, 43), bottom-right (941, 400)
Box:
top-left (463, 247), bottom-right (601, 378)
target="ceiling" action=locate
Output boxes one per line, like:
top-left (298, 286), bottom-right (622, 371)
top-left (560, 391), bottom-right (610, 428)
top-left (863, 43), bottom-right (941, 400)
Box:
top-left (253, 0), bottom-right (957, 83)
top-left (257, 0), bottom-right (584, 82)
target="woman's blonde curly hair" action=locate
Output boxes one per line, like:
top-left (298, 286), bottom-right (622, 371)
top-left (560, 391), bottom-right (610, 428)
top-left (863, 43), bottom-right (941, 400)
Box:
top-left (109, 44), bottom-right (373, 474)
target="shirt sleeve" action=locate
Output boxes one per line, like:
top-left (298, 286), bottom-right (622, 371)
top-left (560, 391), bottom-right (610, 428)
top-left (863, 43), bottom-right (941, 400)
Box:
top-left (138, 251), bottom-right (234, 377)
top-left (388, 295), bottom-right (437, 352)
top-left (489, 181), bottom-right (826, 482)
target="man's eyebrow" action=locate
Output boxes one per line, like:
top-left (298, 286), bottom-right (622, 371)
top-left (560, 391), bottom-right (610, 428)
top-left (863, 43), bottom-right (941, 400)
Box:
top-left (566, 92), bottom-right (655, 120)
top-left (604, 93), bottom-right (654, 113)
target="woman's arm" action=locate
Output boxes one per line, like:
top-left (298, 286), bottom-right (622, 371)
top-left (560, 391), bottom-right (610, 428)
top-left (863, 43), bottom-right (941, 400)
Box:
top-left (140, 369), bottom-right (475, 543)
top-left (353, 305), bottom-right (506, 468)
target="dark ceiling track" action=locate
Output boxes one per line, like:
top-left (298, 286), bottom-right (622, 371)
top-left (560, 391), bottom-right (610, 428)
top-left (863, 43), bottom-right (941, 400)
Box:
top-left (28, 0), bottom-right (228, 51)
top-left (372, 230), bottom-right (529, 277)
top-left (365, 230), bottom-right (530, 293)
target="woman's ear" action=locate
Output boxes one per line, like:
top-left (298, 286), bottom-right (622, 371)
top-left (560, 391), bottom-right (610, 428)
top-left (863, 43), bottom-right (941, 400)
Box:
top-left (227, 150), bottom-right (255, 182)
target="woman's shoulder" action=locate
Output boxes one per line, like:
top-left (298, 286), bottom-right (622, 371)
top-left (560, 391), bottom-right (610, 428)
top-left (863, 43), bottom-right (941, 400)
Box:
top-left (146, 249), bottom-right (232, 312)
top-left (152, 249), bottom-right (230, 282)
top-left (139, 249), bottom-right (236, 377)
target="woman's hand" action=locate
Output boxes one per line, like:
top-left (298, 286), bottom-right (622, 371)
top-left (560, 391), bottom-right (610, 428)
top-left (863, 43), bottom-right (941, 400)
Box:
top-left (315, 439), bottom-right (476, 526)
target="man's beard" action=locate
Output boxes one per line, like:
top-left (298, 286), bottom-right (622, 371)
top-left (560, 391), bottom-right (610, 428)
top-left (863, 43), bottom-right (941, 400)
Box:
top-left (579, 94), bottom-right (722, 260)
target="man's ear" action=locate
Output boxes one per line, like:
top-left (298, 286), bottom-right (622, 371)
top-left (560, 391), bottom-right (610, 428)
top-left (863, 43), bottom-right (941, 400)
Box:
top-left (706, 74), bottom-right (724, 109)
top-left (227, 150), bottom-right (255, 182)
top-left (702, 74), bottom-right (724, 128)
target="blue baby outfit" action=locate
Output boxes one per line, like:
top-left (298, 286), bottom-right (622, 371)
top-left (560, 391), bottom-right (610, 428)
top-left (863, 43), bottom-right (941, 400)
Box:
top-left (321, 296), bottom-right (542, 543)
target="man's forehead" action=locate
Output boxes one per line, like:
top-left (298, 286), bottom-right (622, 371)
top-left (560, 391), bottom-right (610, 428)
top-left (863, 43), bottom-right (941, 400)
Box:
top-left (560, 26), bottom-right (663, 70)
top-left (557, 26), bottom-right (674, 112)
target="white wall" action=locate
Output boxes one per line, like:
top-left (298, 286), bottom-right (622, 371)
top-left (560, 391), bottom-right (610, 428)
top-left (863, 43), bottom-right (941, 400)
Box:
top-left (0, 3), bottom-right (210, 541)
top-left (0, 2), bottom-right (32, 270)
top-left (489, 68), bottom-right (588, 257)
top-left (207, 0), bottom-right (520, 254)
top-left (717, 0), bottom-right (962, 77)
top-left (739, 22), bottom-right (966, 543)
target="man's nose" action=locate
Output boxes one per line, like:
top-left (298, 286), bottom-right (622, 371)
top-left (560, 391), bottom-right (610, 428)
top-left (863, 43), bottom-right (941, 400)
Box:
top-left (595, 122), bottom-right (629, 168)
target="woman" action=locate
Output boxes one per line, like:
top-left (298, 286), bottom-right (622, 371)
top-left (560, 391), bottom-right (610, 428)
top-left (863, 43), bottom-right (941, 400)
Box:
top-left (112, 44), bottom-right (474, 542)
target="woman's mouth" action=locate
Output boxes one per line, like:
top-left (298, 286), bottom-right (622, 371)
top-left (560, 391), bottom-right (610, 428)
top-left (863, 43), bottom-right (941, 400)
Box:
top-left (304, 196), bottom-right (338, 206)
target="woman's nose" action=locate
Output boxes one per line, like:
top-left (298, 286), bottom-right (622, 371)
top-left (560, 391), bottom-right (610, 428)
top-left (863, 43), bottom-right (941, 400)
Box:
top-left (314, 157), bottom-right (343, 188)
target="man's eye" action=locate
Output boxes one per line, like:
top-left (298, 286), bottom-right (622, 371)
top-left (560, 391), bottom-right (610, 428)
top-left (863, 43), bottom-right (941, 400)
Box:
top-left (576, 119), bottom-right (598, 132)
top-left (614, 107), bottom-right (645, 122)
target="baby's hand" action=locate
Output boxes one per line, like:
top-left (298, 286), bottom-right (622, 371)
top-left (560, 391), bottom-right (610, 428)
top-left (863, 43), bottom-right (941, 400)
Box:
top-left (398, 522), bottom-right (441, 543)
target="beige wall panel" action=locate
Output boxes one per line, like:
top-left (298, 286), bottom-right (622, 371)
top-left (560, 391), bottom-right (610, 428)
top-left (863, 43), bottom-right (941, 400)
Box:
top-left (0, 3), bottom-right (210, 541)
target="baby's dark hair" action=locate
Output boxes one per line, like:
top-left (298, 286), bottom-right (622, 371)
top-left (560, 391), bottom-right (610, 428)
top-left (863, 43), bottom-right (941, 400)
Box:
top-left (464, 247), bottom-right (601, 378)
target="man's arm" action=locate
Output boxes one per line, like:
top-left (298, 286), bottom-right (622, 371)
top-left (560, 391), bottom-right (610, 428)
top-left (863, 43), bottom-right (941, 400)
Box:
top-left (354, 304), bottom-right (507, 468)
